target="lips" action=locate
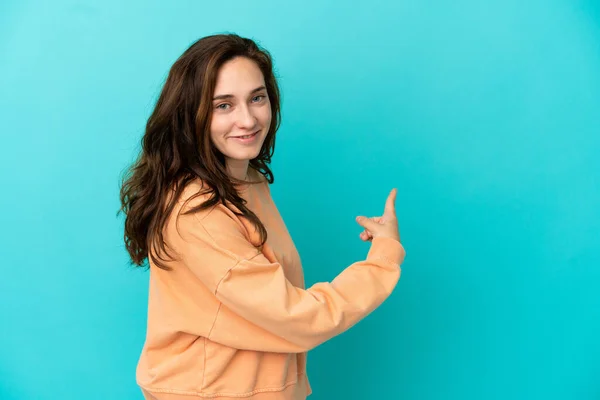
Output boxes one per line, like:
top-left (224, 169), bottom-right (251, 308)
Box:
top-left (232, 129), bottom-right (260, 139)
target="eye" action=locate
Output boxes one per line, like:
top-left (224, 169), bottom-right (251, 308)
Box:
top-left (252, 95), bottom-right (266, 102)
top-left (215, 103), bottom-right (230, 110)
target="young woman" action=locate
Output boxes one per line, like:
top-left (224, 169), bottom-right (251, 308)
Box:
top-left (119, 33), bottom-right (405, 400)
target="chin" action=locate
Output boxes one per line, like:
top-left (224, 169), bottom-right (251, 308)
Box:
top-left (229, 149), bottom-right (262, 160)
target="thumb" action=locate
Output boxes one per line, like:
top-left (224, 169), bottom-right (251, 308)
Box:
top-left (356, 216), bottom-right (378, 230)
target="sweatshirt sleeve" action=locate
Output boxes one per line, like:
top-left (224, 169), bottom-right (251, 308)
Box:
top-left (176, 202), bottom-right (406, 353)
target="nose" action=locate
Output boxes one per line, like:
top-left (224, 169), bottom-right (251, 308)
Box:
top-left (235, 104), bottom-right (257, 130)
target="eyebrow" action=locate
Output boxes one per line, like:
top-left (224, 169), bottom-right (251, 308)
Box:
top-left (212, 86), bottom-right (266, 101)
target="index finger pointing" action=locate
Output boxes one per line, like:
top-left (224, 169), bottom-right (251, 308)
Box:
top-left (384, 188), bottom-right (397, 216)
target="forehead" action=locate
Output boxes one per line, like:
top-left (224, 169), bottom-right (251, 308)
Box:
top-left (213, 57), bottom-right (265, 94)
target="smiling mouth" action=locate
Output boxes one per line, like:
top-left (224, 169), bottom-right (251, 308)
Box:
top-left (232, 130), bottom-right (260, 139)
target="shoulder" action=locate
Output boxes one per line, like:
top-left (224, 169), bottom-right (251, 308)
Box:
top-left (175, 178), bottom-right (212, 210)
top-left (170, 178), bottom-right (262, 259)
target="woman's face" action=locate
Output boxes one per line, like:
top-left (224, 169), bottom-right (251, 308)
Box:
top-left (210, 56), bottom-right (272, 172)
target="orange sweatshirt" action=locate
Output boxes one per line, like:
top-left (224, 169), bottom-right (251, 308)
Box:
top-left (136, 168), bottom-right (406, 399)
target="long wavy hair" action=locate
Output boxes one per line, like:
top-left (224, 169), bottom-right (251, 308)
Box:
top-left (118, 33), bottom-right (281, 270)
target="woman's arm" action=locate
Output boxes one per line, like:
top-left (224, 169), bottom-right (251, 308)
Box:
top-left (173, 202), bottom-right (405, 353)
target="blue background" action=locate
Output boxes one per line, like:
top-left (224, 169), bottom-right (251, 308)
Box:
top-left (1, 0), bottom-right (599, 399)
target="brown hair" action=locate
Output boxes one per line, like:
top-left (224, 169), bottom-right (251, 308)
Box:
top-left (117, 33), bottom-right (281, 270)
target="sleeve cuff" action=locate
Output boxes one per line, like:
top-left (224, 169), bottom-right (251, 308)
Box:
top-left (367, 236), bottom-right (406, 267)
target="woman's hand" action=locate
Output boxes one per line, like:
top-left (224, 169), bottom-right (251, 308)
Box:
top-left (356, 188), bottom-right (401, 243)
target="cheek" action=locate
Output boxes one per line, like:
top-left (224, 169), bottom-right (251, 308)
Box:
top-left (260, 106), bottom-right (272, 126)
top-left (210, 115), bottom-right (230, 139)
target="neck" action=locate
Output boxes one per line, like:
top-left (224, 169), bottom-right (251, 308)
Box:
top-left (226, 159), bottom-right (250, 182)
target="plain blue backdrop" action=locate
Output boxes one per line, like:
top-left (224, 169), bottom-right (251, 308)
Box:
top-left (1, 0), bottom-right (599, 399)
